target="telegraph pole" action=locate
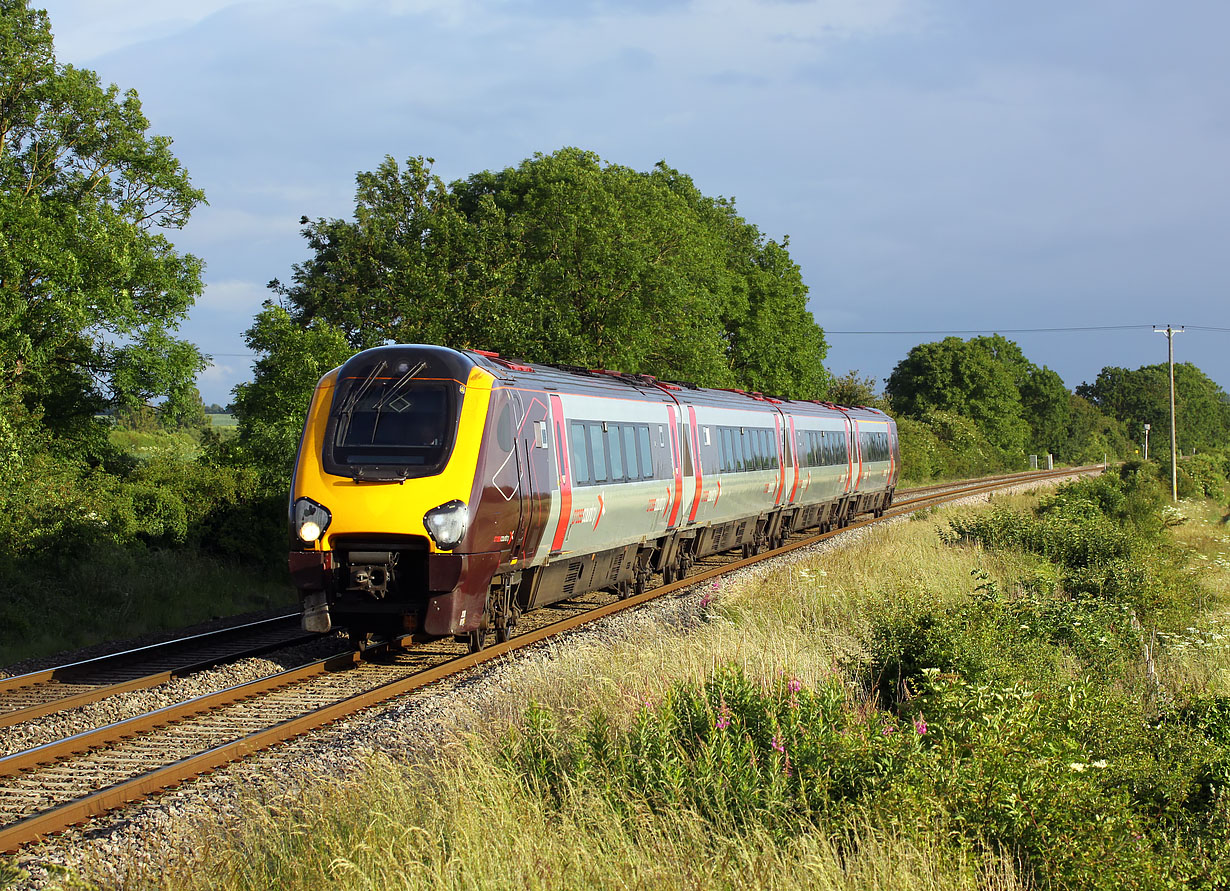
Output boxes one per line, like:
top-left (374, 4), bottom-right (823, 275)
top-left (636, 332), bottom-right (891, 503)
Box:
top-left (1153, 325), bottom-right (1185, 502)
top-left (1143, 423), bottom-right (1150, 461)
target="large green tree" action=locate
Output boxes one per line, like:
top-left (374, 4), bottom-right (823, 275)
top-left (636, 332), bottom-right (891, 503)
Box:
top-left (244, 149), bottom-right (830, 472)
top-left (268, 149), bottom-right (828, 395)
top-left (1077, 363), bottom-right (1230, 458)
top-left (885, 334), bottom-right (1083, 460)
top-left (0, 0), bottom-right (206, 439)
top-left (884, 336), bottom-right (1030, 457)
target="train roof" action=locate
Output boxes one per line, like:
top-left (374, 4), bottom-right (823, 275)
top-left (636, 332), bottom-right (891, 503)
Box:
top-left (332, 345), bottom-right (893, 426)
top-left (460, 348), bottom-right (893, 423)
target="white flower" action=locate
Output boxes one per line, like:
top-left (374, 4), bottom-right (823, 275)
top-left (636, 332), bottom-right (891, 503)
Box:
top-left (1092, 760), bottom-right (1108, 769)
top-left (1068, 762), bottom-right (1087, 773)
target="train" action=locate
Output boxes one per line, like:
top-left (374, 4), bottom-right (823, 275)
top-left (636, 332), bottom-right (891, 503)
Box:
top-left (287, 344), bottom-right (900, 650)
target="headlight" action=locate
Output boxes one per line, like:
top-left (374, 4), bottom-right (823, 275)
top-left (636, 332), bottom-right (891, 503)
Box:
top-left (294, 497), bottom-right (332, 543)
top-left (424, 500), bottom-right (467, 551)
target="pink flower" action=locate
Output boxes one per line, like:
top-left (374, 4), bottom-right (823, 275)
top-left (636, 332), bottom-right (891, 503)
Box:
top-left (882, 725), bottom-right (897, 736)
top-left (715, 700), bottom-right (731, 731)
top-left (699, 592), bottom-right (712, 608)
top-left (771, 734), bottom-right (785, 754)
top-left (787, 678), bottom-right (802, 694)
top-left (914, 717), bottom-right (928, 736)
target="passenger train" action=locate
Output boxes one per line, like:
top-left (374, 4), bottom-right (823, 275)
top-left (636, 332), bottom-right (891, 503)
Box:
top-left (288, 344), bottom-right (899, 649)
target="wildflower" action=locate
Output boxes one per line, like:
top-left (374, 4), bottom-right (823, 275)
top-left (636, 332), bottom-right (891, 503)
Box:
top-left (699, 592), bottom-right (712, 608)
top-left (914, 717), bottom-right (928, 736)
top-left (882, 725), bottom-right (896, 736)
top-left (787, 678), bottom-right (802, 694)
top-left (715, 700), bottom-right (731, 731)
top-left (1092, 759), bottom-right (1108, 769)
top-left (771, 734), bottom-right (785, 754)
top-left (1068, 762), bottom-right (1087, 773)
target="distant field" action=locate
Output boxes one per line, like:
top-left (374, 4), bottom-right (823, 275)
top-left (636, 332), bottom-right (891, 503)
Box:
top-left (207, 413), bottom-right (238, 427)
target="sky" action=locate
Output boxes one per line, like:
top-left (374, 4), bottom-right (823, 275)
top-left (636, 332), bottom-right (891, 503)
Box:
top-left (36, 0), bottom-right (1230, 410)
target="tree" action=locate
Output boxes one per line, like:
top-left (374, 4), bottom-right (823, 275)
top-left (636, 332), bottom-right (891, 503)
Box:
top-left (827, 369), bottom-right (888, 410)
top-left (244, 149), bottom-right (831, 474)
top-left (226, 305), bottom-right (352, 473)
top-left (1077, 363), bottom-right (1230, 458)
top-left (0, 0), bottom-right (206, 441)
top-left (269, 149), bottom-right (829, 395)
top-left (885, 336), bottom-right (1030, 456)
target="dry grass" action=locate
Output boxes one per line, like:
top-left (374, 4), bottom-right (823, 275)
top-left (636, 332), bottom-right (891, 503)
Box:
top-left (153, 754), bottom-right (1030, 891)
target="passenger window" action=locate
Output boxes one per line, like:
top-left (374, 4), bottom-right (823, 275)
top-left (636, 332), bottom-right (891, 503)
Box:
top-left (622, 427), bottom-right (637, 479)
top-left (570, 421), bottom-right (590, 485)
top-left (638, 426), bottom-right (653, 478)
top-left (589, 422), bottom-right (608, 483)
top-left (609, 424), bottom-right (625, 481)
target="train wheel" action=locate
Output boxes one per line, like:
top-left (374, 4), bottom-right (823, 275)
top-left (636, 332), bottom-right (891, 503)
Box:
top-left (467, 629), bottom-right (486, 653)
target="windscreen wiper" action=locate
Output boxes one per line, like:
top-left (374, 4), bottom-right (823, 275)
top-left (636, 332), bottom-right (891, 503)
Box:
top-left (368, 360), bottom-right (426, 442)
top-left (336, 360), bottom-right (387, 445)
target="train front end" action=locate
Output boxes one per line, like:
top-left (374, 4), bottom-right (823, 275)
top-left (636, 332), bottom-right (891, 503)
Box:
top-left (287, 345), bottom-right (503, 642)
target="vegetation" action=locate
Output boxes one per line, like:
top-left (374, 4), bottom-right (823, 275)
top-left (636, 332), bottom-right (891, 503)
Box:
top-left (0, 0), bottom-right (207, 442)
top-left (133, 469), bottom-right (1230, 890)
top-left (1078, 363), bottom-right (1230, 462)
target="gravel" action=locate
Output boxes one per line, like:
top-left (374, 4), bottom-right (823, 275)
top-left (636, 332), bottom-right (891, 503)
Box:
top-left (4, 472), bottom-right (1093, 889)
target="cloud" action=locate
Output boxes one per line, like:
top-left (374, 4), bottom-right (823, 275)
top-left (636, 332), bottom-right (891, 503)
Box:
top-left (196, 279), bottom-right (270, 316)
top-left (40, 0), bottom-right (237, 61)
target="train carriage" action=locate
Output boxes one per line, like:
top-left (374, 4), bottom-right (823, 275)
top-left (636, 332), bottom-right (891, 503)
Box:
top-left (288, 344), bottom-right (898, 649)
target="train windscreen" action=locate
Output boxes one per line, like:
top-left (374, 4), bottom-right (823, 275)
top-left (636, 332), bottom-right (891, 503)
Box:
top-left (323, 359), bottom-right (461, 481)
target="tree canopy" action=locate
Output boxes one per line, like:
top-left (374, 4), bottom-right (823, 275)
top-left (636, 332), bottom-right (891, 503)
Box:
top-left (267, 148), bottom-right (829, 397)
top-left (884, 336), bottom-right (1032, 456)
top-left (885, 334), bottom-right (1093, 463)
top-left (1077, 363), bottom-right (1230, 457)
top-left (0, 0), bottom-right (206, 439)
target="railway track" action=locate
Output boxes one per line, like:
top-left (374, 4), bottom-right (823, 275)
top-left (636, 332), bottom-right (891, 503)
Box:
top-left (0, 464), bottom-right (1099, 853)
top-left (0, 615), bottom-right (325, 730)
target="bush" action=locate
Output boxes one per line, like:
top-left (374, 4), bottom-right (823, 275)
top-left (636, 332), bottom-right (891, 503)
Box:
top-left (499, 665), bottom-right (1230, 889)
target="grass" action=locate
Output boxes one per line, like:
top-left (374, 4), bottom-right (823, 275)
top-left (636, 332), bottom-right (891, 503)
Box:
top-left (19, 479), bottom-right (1230, 889)
top-left (0, 547), bottom-right (295, 668)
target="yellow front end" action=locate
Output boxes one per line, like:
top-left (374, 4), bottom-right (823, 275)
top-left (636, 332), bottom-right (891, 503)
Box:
top-left (292, 364), bottom-right (495, 549)
top-left (288, 357), bottom-right (502, 639)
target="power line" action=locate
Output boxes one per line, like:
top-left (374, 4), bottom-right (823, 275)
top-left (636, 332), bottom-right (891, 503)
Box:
top-left (826, 325), bottom-right (1155, 335)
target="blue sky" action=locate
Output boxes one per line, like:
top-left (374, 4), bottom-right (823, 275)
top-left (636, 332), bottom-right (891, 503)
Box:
top-left (38, 0), bottom-right (1230, 411)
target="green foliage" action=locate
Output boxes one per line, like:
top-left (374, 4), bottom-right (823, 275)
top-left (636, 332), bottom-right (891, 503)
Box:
top-left (1178, 452), bottom-right (1228, 499)
top-left (246, 149), bottom-right (830, 476)
top-left (885, 336), bottom-right (1031, 457)
top-left (825, 369), bottom-right (888, 409)
top-left (1078, 364), bottom-right (1230, 460)
top-left (226, 304), bottom-right (352, 474)
top-left (895, 409), bottom-right (1006, 483)
top-left (494, 473), bottom-right (1230, 888)
top-left (1062, 392), bottom-right (1133, 464)
top-left (500, 662), bottom-right (1229, 889)
top-left (885, 334), bottom-right (1147, 470)
top-left (943, 468), bottom-right (1190, 628)
top-left (0, 0), bottom-right (207, 437)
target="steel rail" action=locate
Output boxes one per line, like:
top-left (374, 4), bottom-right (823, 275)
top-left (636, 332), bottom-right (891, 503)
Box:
top-left (0, 615), bottom-right (323, 729)
top-left (0, 464), bottom-right (1098, 853)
